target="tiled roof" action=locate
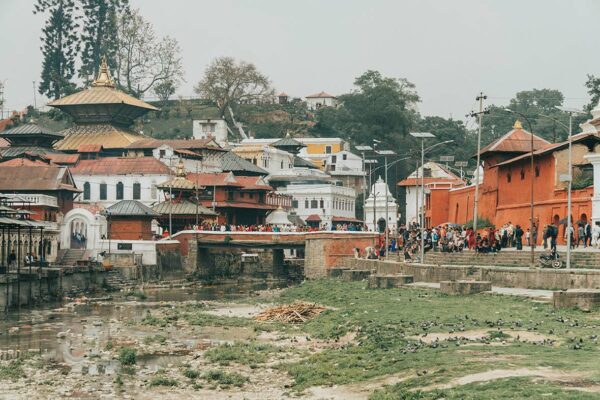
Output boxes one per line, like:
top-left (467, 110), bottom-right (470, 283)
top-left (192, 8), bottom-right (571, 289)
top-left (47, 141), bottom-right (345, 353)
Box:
top-left (217, 151), bottom-right (268, 176)
top-left (0, 138), bottom-right (9, 147)
top-left (186, 172), bottom-right (243, 187)
top-left (152, 200), bottom-right (217, 216)
top-left (306, 91), bottom-right (336, 99)
top-left (157, 176), bottom-right (199, 190)
top-left (305, 214), bottom-right (322, 222)
top-left (77, 144), bottom-right (103, 153)
top-left (45, 153), bottom-right (80, 165)
top-left (479, 122), bottom-right (549, 156)
top-left (0, 146), bottom-right (63, 159)
top-left (54, 124), bottom-right (145, 150)
top-left (126, 138), bottom-right (220, 150)
top-left (48, 86), bottom-right (158, 111)
top-left (293, 156), bottom-right (317, 169)
top-left (0, 123), bottom-right (63, 139)
top-left (105, 200), bottom-right (160, 217)
top-left (272, 136), bottom-right (306, 149)
top-left (494, 132), bottom-right (600, 167)
top-left (0, 157), bottom-right (50, 167)
top-left (233, 176), bottom-right (273, 190)
top-left (69, 157), bottom-right (171, 175)
top-left (0, 165), bottom-right (78, 192)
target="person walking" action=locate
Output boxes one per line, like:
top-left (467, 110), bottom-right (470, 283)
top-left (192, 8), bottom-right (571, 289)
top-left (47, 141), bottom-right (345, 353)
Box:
top-left (577, 224), bottom-right (585, 247)
top-left (548, 224), bottom-right (558, 253)
top-left (585, 222), bottom-right (592, 248)
top-left (542, 224), bottom-right (548, 249)
top-left (515, 225), bottom-right (524, 250)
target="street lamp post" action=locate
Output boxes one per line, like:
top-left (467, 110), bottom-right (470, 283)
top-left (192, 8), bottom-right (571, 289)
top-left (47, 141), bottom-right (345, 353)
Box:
top-left (503, 109), bottom-right (536, 266)
top-left (410, 132), bottom-right (436, 262)
top-left (541, 107), bottom-right (585, 269)
top-left (376, 150), bottom-right (396, 260)
top-left (356, 145), bottom-right (374, 222)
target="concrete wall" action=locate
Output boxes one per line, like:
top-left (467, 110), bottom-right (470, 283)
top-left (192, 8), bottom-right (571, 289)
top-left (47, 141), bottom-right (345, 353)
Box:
top-left (95, 239), bottom-right (179, 266)
top-left (339, 258), bottom-right (600, 290)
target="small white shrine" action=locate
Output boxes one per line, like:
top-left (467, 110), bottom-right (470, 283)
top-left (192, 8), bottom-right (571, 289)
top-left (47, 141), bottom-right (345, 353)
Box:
top-left (364, 177), bottom-right (399, 232)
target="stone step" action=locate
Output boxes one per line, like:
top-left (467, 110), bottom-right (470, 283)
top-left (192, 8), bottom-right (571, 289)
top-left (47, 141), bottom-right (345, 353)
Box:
top-left (553, 289), bottom-right (600, 311)
top-left (440, 280), bottom-right (492, 295)
top-left (341, 269), bottom-right (373, 282)
top-left (368, 274), bottom-right (414, 289)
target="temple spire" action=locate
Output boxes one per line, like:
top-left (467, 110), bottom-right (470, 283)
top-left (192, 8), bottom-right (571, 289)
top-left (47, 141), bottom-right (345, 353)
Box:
top-left (91, 56), bottom-right (115, 88)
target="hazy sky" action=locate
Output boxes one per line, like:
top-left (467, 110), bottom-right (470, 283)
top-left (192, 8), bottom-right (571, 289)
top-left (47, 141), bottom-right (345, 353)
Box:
top-left (2, 0), bottom-right (600, 123)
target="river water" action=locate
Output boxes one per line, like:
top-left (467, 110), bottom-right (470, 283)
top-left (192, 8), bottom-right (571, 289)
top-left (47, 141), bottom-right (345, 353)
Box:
top-left (0, 282), bottom-right (285, 375)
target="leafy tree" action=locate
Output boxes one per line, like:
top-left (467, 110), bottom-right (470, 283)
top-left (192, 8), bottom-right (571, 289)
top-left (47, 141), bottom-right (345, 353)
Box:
top-left (482, 89), bottom-right (581, 144)
top-left (115, 8), bottom-right (184, 98)
top-left (195, 57), bottom-right (273, 138)
top-left (585, 74), bottom-right (600, 112)
top-left (34, 0), bottom-right (80, 99)
top-left (313, 70), bottom-right (419, 148)
top-left (414, 116), bottom-right (475, 169)
top-left (79, 0), bottom-right (128, 83)
top-left (153, 80), bottom-right (176, 108)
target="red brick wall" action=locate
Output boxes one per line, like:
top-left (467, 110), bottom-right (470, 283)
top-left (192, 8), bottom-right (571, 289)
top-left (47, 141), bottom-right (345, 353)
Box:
top-left (109, 218), bottom-right (153, 240)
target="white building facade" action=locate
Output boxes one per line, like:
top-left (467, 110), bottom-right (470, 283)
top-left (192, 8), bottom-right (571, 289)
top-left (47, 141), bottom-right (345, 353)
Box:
top-left (305, 92), bottom-right (338, 110)
top-left (277, 183), bottom-right (356, 226)
top-left (193, 119), bottom-right (229, 146)
top-left (324, 150), bottom-right (367, 192)
top-left (364, 177), bottom-right (399, 232)
top-left (398, 162), bottom-right (465, 225)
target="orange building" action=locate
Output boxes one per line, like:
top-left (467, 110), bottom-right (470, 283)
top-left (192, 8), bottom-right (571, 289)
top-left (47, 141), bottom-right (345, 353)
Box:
top-left (413, 120), bottom-right (600, 245)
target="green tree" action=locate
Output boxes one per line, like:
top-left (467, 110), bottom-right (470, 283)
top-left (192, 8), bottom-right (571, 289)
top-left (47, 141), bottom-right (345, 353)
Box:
top-left (79, 0), bottom-right (128, 83)
top-left (585, 74), bottom-right (600, 112)
top-left (313, 70), bottom-right (419, 147)
top-left (482, 89), bottom-right (580, 144)
top-left (34, 0), bottom-right (80, 99)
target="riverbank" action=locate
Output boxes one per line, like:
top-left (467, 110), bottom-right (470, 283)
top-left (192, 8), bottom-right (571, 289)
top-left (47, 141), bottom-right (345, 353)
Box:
top-left (0, 280), bottom-right (599, 399)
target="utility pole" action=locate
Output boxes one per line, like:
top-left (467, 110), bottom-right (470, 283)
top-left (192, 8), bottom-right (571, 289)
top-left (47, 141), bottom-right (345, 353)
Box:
top-left (469, 93), bottom-right (488, 234)
top-left (0, 81), bottom-right (4, 120)
top-left (32, 81), bottom-right (37, 113)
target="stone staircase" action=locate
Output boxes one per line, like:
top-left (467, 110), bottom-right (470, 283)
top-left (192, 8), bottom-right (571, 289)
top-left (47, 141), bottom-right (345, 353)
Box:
top-left (104, 269), bottom-right (138, 290)
top-left (56, 249), bottom-right (87, 266)
top-left (423, 251), bottom-right (600, 269)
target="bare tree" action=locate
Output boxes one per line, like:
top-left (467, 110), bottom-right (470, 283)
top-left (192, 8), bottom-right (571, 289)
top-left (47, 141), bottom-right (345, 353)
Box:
top-left (195, 57), bottom-right (273, 138)
top-left (115, 8), bottom-right (184, 98)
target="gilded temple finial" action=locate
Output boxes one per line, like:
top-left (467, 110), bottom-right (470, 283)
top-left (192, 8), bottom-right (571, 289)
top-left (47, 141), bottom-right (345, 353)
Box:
top-left (91, 56), bottom-right (115, 88)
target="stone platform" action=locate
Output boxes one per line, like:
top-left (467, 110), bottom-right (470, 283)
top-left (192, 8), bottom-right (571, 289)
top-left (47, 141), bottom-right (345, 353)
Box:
top-left (553, 289), bottom-right (600, 311)
top-left (368, 274), bottom-right (414, 289)
top-left (440, 280), bottom-right (492, 295)
top-left (341, 269), bottom-right (373, 281)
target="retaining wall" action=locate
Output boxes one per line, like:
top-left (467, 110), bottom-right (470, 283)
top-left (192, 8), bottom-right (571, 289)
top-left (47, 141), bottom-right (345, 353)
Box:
top-left (339, 258), bottom-right (600, 290)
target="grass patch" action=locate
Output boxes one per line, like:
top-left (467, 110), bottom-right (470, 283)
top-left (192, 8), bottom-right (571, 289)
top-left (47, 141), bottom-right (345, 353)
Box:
top-left (0, 360), bottom-right (25, 381)
top-left (269, 279), bottom-right (600, 393)
top-left (182, 368), bottom-right (201, 379)
top-left (203, 369), bottom-right (248, 387)
top-left (149, 376), bottom-right (178, 387)
top-left (143, 334), bottom-right (167, 345)
top-left (118, 347), bottom-right (137, 366)
top-left (126, 291), bottom-right (147, 300)
top-left (204, 341), bottom-right (284, 366)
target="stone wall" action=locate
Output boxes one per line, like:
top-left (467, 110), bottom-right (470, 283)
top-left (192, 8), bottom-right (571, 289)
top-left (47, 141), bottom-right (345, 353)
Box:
top-left (339, 258), bottom-right (600, 290)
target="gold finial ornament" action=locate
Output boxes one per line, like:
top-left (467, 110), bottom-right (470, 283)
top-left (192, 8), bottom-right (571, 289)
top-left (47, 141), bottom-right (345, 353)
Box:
top-left (91, 56), bottom-right (115, 88)
top-left (513, 120), bottom-right (523, 130)
top-left (176, 159), bottom-right (186, 178)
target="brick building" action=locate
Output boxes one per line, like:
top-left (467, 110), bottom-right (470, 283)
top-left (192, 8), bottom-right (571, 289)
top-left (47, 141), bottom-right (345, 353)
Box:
top-left (414, 120), bottom-right (600, 244)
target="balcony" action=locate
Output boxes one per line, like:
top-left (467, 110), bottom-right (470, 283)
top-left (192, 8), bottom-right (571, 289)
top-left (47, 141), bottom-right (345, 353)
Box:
top-left (266, 193), bottom-right (293, 209)
top-left (0, 193), bottom-right (58, 208)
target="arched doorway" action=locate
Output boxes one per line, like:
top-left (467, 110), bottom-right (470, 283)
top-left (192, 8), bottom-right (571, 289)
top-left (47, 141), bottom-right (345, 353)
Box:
top-left (580, 213), bottom-right (588, 225)
top-left (377, 217), bottom-right (386, 233)
top-left (70, 219), bottom-right (87, 249)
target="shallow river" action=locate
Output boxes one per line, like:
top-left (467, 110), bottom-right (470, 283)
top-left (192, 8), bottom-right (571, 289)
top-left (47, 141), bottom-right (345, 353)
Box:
top-left (0, 282), bottom-right (285, 374)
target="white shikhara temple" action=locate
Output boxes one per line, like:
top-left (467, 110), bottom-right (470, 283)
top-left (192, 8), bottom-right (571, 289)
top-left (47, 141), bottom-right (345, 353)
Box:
top-left (364, 177), bottom-right (399, 232)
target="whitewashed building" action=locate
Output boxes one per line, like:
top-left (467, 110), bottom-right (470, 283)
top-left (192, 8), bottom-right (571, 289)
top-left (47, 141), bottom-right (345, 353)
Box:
top-left (364, 177), bottom-right (399, 232)
top-left (324, 150), bottom-right (367, 192)
top-left (305, 91), bottom-right (338, 110)
top-left (278, 183), bottom-right (357, 227)
top-left (69, 157), bottom-right (172, 208)
top-left (232, 144), bottom-right (295, 175)
top-left (193, 119), bottom-right (229, 146)
top-left (397, 162), bottom-right (465, 225)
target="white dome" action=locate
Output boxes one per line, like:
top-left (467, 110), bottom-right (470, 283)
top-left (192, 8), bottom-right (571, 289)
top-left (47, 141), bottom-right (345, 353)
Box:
top-left (266, 206), bottom-right (292, 226)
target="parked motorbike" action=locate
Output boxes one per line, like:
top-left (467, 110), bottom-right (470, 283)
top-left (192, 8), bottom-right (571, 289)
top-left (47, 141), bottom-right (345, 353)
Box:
top-left (539, 251), bottom-right (563, 269)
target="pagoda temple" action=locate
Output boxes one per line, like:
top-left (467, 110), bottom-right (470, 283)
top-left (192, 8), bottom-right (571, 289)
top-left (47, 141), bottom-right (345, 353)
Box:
top-left (48, 57), bottom-right (158, 155)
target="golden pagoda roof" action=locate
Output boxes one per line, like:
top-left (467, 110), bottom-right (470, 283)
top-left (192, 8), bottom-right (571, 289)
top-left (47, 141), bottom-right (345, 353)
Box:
top-left (54, 124), bottom-right (146, 151)
top-left (48, 57), bottom-right (158, 114)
